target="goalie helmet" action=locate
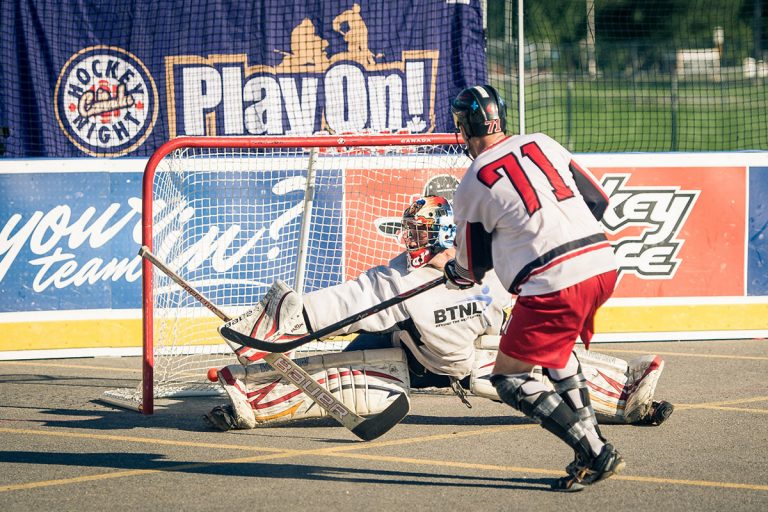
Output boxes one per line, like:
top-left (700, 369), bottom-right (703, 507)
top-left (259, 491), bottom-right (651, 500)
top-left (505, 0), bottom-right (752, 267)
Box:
top-left (451, 84), bottom-right (507, 139)
top-left (401, 195), bottom-right (456, 270)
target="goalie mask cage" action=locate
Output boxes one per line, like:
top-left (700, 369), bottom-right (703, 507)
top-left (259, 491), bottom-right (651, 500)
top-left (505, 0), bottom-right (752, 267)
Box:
top-left (102, 134), bottom-right (468, 414)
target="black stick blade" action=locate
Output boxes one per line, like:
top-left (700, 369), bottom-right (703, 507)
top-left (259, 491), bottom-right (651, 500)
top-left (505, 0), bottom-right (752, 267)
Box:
top-left (219, 325), bottom-right (311, 353)
top-left (350, 392), bottom-right (410, 441)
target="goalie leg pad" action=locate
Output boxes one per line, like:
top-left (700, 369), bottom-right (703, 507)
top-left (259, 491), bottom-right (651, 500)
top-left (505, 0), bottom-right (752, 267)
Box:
top-left (574, 347), bottom-right (666, 424)
top-left (470, 348), bottom-right (549, 401)
top-left (623, 355), bottom-right (665, 423)
top-left (469, 348), bottom-right (501, 401)
top-left (214, 365), bottom-right (258, 430)
top-left (218, 348), bottom-right (410, 427)
top-left (221, 281), bottom-right (309, 365)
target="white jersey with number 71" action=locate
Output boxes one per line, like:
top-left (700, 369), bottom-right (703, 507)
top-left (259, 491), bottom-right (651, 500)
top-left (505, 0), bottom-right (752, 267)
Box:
top-left (453, 132), bottom-right (617, 296)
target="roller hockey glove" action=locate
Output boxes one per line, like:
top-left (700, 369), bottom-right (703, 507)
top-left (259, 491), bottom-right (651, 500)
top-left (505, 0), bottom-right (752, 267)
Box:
top-left (443, 259), bottom-right (475, 290)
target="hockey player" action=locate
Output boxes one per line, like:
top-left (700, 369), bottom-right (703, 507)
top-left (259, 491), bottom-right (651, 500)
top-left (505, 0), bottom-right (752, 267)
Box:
top-left (444, 84), bottom-right (626, 491)
top-left (205, 196), bottom-right (672, 439)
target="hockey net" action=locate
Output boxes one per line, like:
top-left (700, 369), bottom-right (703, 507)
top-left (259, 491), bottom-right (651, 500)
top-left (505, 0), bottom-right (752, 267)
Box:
top-left (102, 134), bottom-right (468, 413)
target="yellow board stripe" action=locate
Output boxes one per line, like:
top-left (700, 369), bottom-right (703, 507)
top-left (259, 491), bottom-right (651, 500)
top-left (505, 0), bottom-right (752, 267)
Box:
top-left (595, 303), bottom-right (768, 332)
top-left (0, 316), bottom-right (220, 350)
top-left (1, 302), bottom-right (768, 351)
top-left (0, 318), bottom-right (142, 350)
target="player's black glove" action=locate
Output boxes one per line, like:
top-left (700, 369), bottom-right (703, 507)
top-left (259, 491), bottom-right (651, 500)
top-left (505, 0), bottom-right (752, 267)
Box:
top-left (443, 259), bottom-right (475, 290)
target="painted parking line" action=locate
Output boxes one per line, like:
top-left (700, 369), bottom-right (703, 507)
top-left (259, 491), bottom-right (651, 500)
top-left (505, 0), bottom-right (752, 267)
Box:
top-left (0, 451), bottom-right (307, 493)
top-left (675, 396), bottom-right (768, 414)
top-left (0, 427), bottom-right (295, 453)
top-left (0, 425), bottom-right (534, 493)
top-left (599, 348), bottom-right (768, 361)
top-left (319, 452), bottom-right (768, 492)
top-left (1, 423), bottom-right (767, 494)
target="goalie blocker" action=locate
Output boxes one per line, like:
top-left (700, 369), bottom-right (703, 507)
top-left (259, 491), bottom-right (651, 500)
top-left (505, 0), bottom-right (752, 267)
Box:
top-left (220, 280), bottom-right (311, 365)
top-left (470, 336), bottom-right (671, 424)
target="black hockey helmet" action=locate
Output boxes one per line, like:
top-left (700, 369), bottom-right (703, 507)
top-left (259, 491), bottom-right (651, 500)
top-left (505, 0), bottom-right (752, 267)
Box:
top-left (450, 85), bottom-right (507, 139)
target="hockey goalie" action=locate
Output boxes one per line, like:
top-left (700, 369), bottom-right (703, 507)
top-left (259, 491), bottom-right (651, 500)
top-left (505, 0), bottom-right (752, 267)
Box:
top-left (205, 195), bottom-right (673, 431)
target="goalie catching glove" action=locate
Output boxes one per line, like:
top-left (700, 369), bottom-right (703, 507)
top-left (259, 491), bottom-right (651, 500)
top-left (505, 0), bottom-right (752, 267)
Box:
top-left (219, 280), bottom-right (310, 364)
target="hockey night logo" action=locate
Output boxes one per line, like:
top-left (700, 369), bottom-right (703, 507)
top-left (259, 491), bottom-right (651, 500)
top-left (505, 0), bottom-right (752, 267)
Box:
top-left (600, 174), bottom-right (700, 280)
top-left (54, 46), bottom-right (159, 157)
top-left (165, 4), bottom-right (439, 137)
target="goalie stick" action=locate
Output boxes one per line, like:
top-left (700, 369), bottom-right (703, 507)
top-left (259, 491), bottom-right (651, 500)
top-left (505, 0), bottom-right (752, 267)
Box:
top-left (139, 245), bottom-right (409, 441)
top-left (219, 275), bottom-right (447, 353)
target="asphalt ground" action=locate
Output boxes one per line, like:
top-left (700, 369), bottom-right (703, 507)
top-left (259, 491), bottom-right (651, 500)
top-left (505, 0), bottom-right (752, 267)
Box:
top-left (1, 338), bottom-right (767, 512)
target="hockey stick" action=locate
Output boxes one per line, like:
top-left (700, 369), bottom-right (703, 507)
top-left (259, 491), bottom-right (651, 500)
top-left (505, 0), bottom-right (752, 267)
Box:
top-left (139, 245), bottom-right (409, 441)
top-left (219, 275), bottom-right (447, 353)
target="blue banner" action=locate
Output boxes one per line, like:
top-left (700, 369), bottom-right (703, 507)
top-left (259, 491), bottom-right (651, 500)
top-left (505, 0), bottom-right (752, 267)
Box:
top-left (749, 166), bottom-right (768, 295)
top-left (0, 164), bottom-right (350, 313)
top-left (0, 170), bottom-right (142, 311)
top-left (1, 0), bottom-right (487, 158)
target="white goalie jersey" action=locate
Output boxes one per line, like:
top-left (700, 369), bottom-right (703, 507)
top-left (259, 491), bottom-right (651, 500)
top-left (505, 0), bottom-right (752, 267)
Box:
top-left (302, 252), bottom-right (512, 379)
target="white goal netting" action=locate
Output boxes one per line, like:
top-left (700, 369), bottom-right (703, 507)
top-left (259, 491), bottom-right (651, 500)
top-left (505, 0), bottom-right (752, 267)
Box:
top-left (103, 135), bottom-right (468, 413)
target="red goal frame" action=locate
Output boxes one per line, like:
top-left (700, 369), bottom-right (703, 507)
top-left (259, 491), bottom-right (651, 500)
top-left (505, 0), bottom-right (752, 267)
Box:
top-left (139, 134), bottom-right (463, 413)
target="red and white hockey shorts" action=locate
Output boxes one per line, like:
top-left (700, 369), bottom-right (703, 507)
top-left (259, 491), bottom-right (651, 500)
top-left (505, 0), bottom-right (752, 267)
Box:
top-left (499, 270), bottom-right (618, 369)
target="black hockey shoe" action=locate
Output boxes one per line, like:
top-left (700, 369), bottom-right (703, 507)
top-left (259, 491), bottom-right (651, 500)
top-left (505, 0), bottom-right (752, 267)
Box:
top-left (641, 400), bottom-right (674, 426)
top-left (565, 451), bottom-right (585, 477)
top-left (552, 444), bottom-right (626, 492)
top-left (203, 405), bottom-right (238, 431)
